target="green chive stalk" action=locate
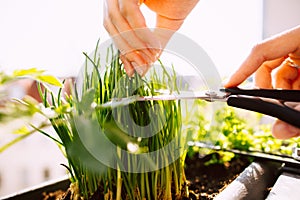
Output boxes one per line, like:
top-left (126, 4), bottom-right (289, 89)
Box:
top-left (41, 43), bottom-right (188, 199)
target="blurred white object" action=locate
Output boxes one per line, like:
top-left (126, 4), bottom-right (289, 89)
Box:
top-left (0, 114), bottom-right (67, 197)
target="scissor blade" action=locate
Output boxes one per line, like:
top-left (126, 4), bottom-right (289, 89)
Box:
top-left (99, 91), bottom-right (224, 108)
top-left (138, 92), bottom-right (210, 101)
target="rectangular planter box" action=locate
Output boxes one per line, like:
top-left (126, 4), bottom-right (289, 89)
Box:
top-left (1, 176), bottom-right (70, 200)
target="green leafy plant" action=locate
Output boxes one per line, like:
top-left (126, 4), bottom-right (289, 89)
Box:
top-left (3, 42), bottom-right (300, 200)
top-left (0, 68), bottom-right (62, 87)
top-left (187, 99), bottom-right (300, 164)
top-left (0, 68), bottom-right (62, 152)
top-left (13, 44), bottom-right (191, 200)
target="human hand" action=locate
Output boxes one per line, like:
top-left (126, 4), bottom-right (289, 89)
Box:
top-left (103, 0), bottom-right (199, 77)
top-left (225, 25), bottom-right (300, 139)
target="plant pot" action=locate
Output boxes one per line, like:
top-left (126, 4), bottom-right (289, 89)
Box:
top-left (1, 155), bottom-right (296, 200)
top-left (215, 160), bottom-right (282, 200)
top-left (0, 176), bottom-right (70, 200)
top-left (1, 153), bottom-right (247, 200)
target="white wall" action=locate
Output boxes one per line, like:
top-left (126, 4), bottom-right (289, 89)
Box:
top-left (0, 0), bottom-right (102, 77)
top-left (263, 0), bottom-right (300, 38)
top-left (0, 0), bottom-right (263, 79)
top-left (0, 116), bottom-right (67, 197)
top-left (177, 0), bottom-right (263, 78)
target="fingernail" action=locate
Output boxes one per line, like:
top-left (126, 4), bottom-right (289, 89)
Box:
top-left (132, 62), bottom-right (147, 76)
top-left (273, 121), bottom-right (300, 139)
top-left (222, 78), bottom-right (230, 87)
top-left (127, 68), bottom-right (135, 77)
top-left (146, 43), bottom-right (161, 60)
top-left (120, 55), bottom-right (135, 77)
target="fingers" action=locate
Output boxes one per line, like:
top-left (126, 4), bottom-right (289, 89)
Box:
top-left (273, 59), bottom-right (299, 89)
top-left (103, 0), bottom-right (161, 76)
top-left (223, 25), bottom-right (300, 139)
top-left (272, 120), bottom-right (300, 139)
top-left (254, 57), bottom-right (286, 89)
top-left (224, 44), bottom-right (271, 88)
top-left (120, 54), bottom-right (134, 76)
top-left (291, 71), bottom-right (300, 89)
top-left (225, 25), bottom-right (300, 88)
top-left (272, 102), bottom-right (300, 139)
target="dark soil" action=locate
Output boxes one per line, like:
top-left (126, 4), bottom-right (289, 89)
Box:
top-left (43, 190), bottom-right (66, 200)
top-left (43, 153), bottom-right (251, 200)
top-left (184, 153), bottom-right (251, 199)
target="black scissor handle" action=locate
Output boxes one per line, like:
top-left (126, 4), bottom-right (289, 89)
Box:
top-left (222, 87), bottom-right (300, 102)
top-left (227, 96), bottom-right (300, 129)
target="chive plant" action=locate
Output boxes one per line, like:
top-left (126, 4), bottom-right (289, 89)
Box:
top-left (39, 43), bottom-right (188, 200)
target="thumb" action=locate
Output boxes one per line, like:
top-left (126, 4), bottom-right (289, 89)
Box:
top-left (153, 15), bottom-right (184, 48)
top-left (272, 103), bottom-right (300, 139)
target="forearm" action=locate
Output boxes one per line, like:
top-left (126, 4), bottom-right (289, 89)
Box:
top-left (145, 0), bottom-right (199, 20)
top-left (149, 0), bottom-right (199, 47)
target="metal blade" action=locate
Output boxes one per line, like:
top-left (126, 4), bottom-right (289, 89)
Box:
top-left (99, 91), bottom-right (226, 108)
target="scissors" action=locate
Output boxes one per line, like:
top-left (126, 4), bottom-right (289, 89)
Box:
top-left (100, 87), bottom-right (300, 129)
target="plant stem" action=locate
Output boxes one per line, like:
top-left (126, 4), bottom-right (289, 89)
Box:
top-left (116, 147), bottom-right (122, 200)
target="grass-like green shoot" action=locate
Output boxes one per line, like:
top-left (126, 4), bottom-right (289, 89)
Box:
top-left (40, 43), bottom-right (188, 200)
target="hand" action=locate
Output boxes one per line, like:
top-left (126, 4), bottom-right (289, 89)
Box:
top-left (103, 0), bottom-right (199, 76)
top-left (225, 25), bottom-right (300, 139)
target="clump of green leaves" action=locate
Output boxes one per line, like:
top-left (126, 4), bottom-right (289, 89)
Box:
top-left (0, 68), bottom-right (62, 153)
top-left (32, 43), bottom-right (188, 200)
top-left (187, 99), bottom-right (300, 164)
top-left (0, 68), bottom-right (62, 87)
top-left (213, 107), bottom-right (255, 151)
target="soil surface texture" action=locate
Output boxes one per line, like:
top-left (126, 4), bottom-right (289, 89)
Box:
top-left (43, 153), bottom-right (251, 200)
